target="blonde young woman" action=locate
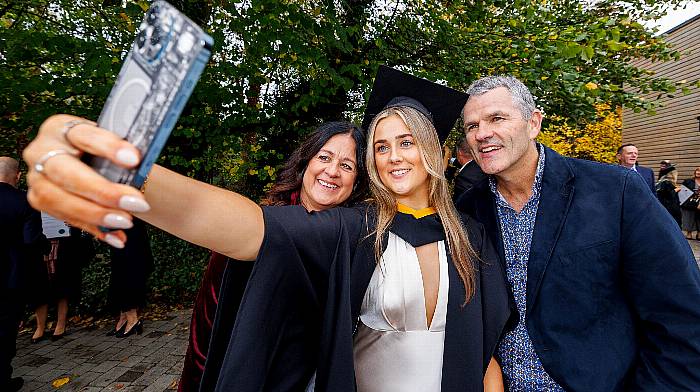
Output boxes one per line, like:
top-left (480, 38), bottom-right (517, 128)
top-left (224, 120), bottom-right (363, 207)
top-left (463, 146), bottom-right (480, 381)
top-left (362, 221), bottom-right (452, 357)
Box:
top-left (23, 66), bottom-right (514, 391)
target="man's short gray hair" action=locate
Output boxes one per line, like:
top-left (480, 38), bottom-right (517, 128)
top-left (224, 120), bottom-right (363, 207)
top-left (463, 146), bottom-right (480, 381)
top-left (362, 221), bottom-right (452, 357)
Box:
top-left (466, 75), bottom-right (536, 120)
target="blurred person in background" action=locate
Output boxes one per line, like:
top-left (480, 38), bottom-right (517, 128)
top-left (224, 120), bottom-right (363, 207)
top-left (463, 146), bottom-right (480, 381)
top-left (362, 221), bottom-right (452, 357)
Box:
top-left (681, 166), bottom-right (700, 240)
top-left (30, 226), bottom-right (94, 342)
top-left (450, 136), bottom-right (485, 201)
top-left (616, 144), bottom-right (655, 195)
top-left (106, 219), bottom-right (153, 338)
top-left (656, 164), bottom-right (681, 227)
top-left (0, 157), bottom-right (46, 391)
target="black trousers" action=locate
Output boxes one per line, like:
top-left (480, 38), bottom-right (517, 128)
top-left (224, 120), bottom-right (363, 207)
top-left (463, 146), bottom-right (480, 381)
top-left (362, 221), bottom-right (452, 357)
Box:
top-left (0, 289), bottom-right (24, 383)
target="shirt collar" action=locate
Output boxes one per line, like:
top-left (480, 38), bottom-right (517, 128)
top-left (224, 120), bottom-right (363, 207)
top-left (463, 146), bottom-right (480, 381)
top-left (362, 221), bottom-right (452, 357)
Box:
top-left (457, 160), bottom-right (471, 173)
top-left (488, 143), bottom-right (546, 206)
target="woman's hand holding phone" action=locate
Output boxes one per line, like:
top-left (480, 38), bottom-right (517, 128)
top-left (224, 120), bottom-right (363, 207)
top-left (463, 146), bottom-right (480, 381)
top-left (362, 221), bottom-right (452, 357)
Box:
top-left (23, 114), bottom-right (150, 248)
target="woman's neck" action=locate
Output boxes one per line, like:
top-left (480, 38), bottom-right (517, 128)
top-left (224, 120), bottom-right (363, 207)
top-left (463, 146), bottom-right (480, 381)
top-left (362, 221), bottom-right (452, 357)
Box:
top-left (393, 188), bottom-right (430, 210)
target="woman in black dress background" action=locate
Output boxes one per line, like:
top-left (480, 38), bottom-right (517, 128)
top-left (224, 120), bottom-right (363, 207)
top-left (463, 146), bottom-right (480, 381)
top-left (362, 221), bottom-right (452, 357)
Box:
top-left (681, 166), bottom-right (700, 240)
top-left (656, 164), bottom-right (681, 227)
top-left (30, 227), bottom-right (94, 342)
top-left (107, 218), bottom-right (153, 337)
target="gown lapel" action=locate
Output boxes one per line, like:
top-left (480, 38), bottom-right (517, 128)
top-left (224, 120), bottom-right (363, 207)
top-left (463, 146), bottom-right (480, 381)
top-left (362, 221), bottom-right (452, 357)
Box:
top-left (441, 253), bottom-right (484, 391)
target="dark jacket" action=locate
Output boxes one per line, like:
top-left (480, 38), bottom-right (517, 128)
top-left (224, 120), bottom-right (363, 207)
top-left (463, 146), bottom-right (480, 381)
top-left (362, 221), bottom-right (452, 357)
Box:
top-left (0, 183), bottom-right (45, 291)
top-left (456, 147), bottom-right (700, 391)
top-left (637, 164), bottom-right (655, 195)
top-left (452, 161), bottom-right (486, 202)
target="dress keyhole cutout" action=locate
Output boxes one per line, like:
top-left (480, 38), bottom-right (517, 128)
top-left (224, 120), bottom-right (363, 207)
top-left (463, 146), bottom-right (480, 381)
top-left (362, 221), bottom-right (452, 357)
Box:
top-left (415, 242), bottom-right (440, 328)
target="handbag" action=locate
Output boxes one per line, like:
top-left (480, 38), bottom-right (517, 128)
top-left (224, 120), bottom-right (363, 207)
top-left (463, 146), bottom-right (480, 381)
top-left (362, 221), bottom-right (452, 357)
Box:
top-left (682, 195), bottom-right (700, 210)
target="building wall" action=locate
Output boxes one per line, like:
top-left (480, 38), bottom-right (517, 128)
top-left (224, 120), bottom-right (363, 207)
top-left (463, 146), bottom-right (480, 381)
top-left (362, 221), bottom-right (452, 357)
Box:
top-left (622, 15), bottom-right (700, 180)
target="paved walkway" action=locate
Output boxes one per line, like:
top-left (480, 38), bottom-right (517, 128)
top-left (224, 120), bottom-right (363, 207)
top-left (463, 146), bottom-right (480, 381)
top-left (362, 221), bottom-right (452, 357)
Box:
top-left (11, 241), bottom-right (700, 391)
top-left (13, 309), bottom-right (190, 392)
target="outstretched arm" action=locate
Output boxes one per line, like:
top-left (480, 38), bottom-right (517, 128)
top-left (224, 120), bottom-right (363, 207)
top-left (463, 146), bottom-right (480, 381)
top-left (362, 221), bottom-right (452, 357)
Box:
top-left (23, 114), bottom-right (263, 260)
top-left (140, 165), bottom-right (263, 260)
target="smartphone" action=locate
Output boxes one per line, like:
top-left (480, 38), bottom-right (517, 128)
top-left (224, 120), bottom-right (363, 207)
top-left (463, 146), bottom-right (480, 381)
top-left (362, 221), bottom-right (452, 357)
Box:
top-left (85, 0), bottom-right (213, 188)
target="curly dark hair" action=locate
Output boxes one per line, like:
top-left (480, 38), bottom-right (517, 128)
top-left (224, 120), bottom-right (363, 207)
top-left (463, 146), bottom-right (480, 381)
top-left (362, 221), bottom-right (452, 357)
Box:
top-left (262, 121), bottom-right (368, 207)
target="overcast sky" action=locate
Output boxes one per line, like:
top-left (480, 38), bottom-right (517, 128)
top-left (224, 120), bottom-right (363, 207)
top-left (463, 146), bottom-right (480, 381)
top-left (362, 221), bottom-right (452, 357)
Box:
top-left (647, 1), bottom-right (700, 33)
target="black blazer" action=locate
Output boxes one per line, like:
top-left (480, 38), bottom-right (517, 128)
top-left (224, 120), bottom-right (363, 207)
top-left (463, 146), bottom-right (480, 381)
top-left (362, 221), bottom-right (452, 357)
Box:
top-left (0, 182), bottom-right (45, 290)
top-left (452, 161), bottom-right (486, 202)
top-left (456, 147), bottom-right (700, 391)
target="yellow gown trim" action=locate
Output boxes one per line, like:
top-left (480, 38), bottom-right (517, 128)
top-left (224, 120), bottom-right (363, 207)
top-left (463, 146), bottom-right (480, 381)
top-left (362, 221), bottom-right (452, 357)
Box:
top-left (396, 203), bottom-right (437, 219)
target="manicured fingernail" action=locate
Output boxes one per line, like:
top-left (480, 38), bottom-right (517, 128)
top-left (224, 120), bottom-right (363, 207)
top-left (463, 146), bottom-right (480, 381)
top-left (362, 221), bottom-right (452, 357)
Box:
top-left (104, 233), bottom-right (125, 249)
top-left (103, 213), bottom-right (133, 229)
top-left (118, 195), bottom-right (150, 212)
top-left (116, 148), bottom-right (139, 166)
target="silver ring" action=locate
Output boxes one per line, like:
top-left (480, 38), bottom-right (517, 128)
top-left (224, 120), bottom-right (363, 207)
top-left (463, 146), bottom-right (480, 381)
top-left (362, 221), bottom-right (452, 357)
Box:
top-left (60, 120), bottom-right (91, 146)
top-left (34, 149), bottom-right (73, 174)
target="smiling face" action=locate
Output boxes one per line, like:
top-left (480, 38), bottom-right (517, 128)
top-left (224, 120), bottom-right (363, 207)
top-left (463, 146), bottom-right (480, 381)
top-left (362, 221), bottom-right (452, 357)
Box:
top-left (372, 114), bottom-right (430, 208)
top-left (300, 133), bottom-right (357, 211)
top-left (695, 167), bottom-right (700, 179)
top-left (462, 87), bottom-right (541, 180)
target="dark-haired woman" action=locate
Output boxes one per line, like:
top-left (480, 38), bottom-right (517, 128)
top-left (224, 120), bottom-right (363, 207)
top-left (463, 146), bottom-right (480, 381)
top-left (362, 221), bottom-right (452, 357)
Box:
top-left (179, 121), bottom-right (368, 391)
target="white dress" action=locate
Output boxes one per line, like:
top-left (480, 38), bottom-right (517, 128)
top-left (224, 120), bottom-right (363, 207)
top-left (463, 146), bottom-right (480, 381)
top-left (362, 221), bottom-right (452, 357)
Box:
top-left (353, 232), bottom-right (449, 391)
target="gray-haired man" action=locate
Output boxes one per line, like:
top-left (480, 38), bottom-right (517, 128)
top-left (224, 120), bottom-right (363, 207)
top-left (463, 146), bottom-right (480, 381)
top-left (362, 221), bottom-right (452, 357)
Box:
top-left (456, 76), bottom-right (700, 391)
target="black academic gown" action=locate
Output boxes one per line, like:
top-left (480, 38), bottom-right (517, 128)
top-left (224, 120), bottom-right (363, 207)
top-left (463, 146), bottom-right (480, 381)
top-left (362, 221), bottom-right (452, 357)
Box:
top-left (207, 205), bottom-right (515, 392)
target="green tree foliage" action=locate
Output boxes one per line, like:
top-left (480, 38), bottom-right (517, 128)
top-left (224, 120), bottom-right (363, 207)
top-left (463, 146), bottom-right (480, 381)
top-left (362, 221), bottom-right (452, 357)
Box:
top-left (0, 0), bottom-right (691, 307)
top-left (1, 0), bottom-right (691, 180)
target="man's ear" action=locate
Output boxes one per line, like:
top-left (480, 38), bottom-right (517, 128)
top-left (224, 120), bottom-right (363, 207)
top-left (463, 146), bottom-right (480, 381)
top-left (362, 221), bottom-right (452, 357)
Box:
top-left (528, 110), bottom-right (543, 140)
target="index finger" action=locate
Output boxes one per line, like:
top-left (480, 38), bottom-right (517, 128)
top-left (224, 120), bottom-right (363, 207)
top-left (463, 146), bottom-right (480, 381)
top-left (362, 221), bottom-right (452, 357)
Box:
top-left (33, 114), bottom-right (141, 168)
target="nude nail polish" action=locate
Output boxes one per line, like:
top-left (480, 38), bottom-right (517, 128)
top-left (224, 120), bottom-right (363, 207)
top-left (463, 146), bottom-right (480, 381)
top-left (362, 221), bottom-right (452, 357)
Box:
top-left (104, 233), bottom-right (125, 249)
top-left (103, 213), bottom-right (134, 229)
top-left (118, 195), bottom-right (151, 212)
top-left (116, 148), bottom-right (139, 166)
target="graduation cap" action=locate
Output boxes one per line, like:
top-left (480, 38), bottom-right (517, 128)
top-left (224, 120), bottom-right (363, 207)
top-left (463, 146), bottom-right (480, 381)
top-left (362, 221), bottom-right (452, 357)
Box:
top-left (361, 65), bottom-right (469, 144)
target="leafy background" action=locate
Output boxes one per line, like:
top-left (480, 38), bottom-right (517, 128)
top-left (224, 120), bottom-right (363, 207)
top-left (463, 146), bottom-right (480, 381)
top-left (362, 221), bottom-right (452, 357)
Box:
top-left (1, 0), bottom-right (697, 313)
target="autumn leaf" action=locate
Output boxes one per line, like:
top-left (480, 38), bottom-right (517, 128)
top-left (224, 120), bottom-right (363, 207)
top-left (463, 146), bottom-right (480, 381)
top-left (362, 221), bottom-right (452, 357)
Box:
top-left (52, 376), bottom-right (70, 388)
top-left (538, 104), bottom-right (621, 163)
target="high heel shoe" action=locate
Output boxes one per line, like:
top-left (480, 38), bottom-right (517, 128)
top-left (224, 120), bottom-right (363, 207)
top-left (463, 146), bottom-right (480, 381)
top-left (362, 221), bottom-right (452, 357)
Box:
top-left (106, 323), bottom-right (126, 337)
top-left (116, 320), bottom-right (143, 338)
top-left (31, 334), bottom-right (46, 344)
top-left (50, 331), bottom-right (66, 341)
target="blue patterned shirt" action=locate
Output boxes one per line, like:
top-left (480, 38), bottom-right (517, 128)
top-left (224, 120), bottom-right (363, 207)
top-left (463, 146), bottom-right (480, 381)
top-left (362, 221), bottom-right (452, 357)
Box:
top-left (491, 144), bottom-right (565, 391)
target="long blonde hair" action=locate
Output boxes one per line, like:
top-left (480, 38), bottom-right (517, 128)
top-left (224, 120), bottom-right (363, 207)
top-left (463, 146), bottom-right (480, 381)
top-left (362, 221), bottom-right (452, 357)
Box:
top-left (365, 106), bottom-right (477, 301)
